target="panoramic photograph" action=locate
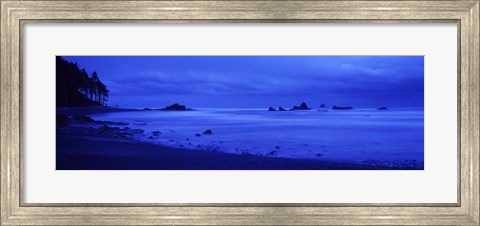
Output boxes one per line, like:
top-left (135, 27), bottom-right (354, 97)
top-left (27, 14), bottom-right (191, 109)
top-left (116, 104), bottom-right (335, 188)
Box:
top-left (56, 56), bottom-right (424, 170)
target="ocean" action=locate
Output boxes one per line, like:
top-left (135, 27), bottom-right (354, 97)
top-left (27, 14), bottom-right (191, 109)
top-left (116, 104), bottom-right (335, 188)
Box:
top-left (90, 108), bottom-right (424, 168)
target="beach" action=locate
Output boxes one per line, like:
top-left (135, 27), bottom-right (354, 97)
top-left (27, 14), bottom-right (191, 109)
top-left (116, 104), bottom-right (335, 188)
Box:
top-left (57, 133), bottom-right (390, 170)
top-left (56, 107), bottom-right (423, 170)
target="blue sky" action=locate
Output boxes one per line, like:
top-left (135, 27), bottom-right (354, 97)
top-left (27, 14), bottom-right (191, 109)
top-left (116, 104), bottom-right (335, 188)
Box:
top-left (61, 56), bottom-right (424, 109)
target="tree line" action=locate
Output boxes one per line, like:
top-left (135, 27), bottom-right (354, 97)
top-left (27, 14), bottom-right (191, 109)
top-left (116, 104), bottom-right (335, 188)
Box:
top-left (56, 56), bottom-right (109, 107)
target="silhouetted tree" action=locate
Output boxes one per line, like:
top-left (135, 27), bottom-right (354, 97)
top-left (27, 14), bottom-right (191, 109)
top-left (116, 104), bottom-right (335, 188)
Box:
top-left (91, 71), bottom-right (100, 102)
top-left (56, 56), bottom-right (109, 107)
top-left (97, 80), bottom-right (109, 105)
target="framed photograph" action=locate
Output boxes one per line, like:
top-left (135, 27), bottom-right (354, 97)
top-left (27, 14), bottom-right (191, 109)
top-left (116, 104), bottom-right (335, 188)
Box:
top-left (1, 0), bottom-right (479, 225)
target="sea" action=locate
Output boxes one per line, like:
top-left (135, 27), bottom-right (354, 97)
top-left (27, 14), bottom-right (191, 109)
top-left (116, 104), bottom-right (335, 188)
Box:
top-left (90, 108), bottom-right (424, 169)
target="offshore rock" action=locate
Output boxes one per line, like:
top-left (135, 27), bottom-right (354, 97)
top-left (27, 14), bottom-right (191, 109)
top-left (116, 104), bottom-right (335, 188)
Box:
top-left (161, 103), bottom-right (192, 111)
top-left (332, 106), bottom-right (354, 110)
top-left (290, 102), bottom-right (311, 110)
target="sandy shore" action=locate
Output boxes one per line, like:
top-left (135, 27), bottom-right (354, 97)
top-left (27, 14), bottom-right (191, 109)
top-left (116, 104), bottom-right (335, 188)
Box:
top-left (56, 107), bottom-right (414, 170)
top-left (57, 132), bottom-right (396, 170)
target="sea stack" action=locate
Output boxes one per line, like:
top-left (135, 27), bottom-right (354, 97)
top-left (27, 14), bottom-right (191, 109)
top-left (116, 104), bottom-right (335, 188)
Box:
top-left (378, 107), bottom-right (389, 111)
top-left (332, 106), bottom-right (354, 110)
top-left (161, 103), bottom-right (192, 111)
top-left (290, 102), bottom-right (311, 110)
top-left (268, 107), bottom-right (277, 111)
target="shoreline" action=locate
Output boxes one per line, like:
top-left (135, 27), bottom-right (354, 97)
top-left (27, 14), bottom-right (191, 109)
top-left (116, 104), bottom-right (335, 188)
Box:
top-left (56, 107), bottom-right (422, 170)
top-left (57, 132), bottom-right (409, 170)
top-left (56, 106), bottom-right (140, 117)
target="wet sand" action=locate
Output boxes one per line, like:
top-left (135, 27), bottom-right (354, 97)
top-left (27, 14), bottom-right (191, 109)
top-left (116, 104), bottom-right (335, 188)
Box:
top-left (57, 132), bottom-right (395, 170)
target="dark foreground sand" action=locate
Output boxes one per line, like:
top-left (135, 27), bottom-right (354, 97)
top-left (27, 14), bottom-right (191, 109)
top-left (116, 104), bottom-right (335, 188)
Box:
top-left (57, 132), bottom-right (399, 170)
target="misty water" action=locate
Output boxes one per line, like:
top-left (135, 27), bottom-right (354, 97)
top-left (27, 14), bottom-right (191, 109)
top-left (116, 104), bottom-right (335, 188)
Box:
top-left (90, 108), bottom-right (424, 168)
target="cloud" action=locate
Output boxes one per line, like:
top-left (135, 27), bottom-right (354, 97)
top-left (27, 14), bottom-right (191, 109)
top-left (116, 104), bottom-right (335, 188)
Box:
top-left (61, 56), bottom-right (424, 108)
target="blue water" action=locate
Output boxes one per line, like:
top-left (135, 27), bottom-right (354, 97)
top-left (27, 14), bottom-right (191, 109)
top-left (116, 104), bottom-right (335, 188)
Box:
top-left (91, 108), bottom-right (424, 167)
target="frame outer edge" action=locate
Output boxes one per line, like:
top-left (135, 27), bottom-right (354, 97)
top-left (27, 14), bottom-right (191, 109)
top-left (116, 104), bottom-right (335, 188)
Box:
top-left (460, 1), bottom-right (480, 225)
top-left (467, 1), bottom-right (480, 225)
top-left (1, 1), bottom-right (13, 225)
top-left (8, 5), bottom-right (20, 225)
